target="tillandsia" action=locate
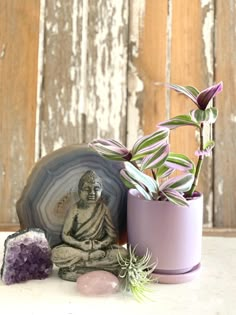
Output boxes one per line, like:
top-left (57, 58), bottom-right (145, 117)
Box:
top-left (117, 246), bottom-right (156, 302)
top-left (89, 82), bottom-right (223, 206)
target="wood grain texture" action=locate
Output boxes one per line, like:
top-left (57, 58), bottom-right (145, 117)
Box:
top-left (40, 0), bottom-right (129, 157)
top-left (170, 0), bottom-right (214, 226)
top-left (0, 0), bottom-right (40, 224)
top-left (132, 0), bottom-right (215, 226)
top-left (214, 0), bottom-right (236, 227)
top-left (39, 0), bottom-right (84, 156)
top-left (86, 0), bottom-right (129, 143)
top-left (139, 0), bottom-right (168, 133)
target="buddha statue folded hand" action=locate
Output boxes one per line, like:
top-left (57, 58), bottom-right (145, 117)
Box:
top-left (52, 170), bottom-right (127, 281)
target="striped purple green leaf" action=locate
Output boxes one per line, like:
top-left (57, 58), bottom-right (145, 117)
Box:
top-left (161, 189), bottom-right (189, 206)
top-left (158, 115), bottom-right (200, 130)
top-left (131, 129), bottom-right (169, 161)
top-left (140, 143), bottom-right (169, 171)
top-left (168, 82), bottom-right (223, 110)
top-left (120, 169), bottom-right (153, 200)
top-left (165, 153), bottom-right (195, 173)
top-left (196, 82), bottom-right (223, 110)
top-left (190, 107), bottom-right (218, 124)
top-left (160, 173), bottom-right (194, 193)
top-left (89, 139), bottom-right (131, 161)
top-left (156, 165), bottom-right (175, 178)
top-left (122, 162), bottom-right (159, 199)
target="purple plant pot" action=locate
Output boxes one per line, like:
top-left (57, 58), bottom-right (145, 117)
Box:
top-left (127, 189), bottom-right (203, 275)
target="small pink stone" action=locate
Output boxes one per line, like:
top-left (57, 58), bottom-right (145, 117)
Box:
top-left (76, 271), bottom-right (120, 296)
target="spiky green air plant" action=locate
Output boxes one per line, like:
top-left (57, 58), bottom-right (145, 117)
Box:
top-left (117, 246), bottom-right (157, 302)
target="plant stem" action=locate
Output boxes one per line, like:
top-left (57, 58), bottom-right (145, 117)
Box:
top-left (151, 169), bottom-right (156, 180)
top-left (187, 122), bottom-right (204, 196)
top-left (131, 160), bottom-right (140, 170)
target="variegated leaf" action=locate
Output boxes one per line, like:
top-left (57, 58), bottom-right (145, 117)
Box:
top-left (131, 129), bottom-right (169, 161)
top-left (123, 162), bottom-right (159, 197)
top-left (120, 169), bottom-right (152, 200)
top-left (167, 83), bottom-right (199, 105)
top-left (159, 115), bottom-right (200, 130)
top-left (156, 165), bottom-right (175, 178)
top-left (190, 107), bottom-right (218, 124)
top-left (161, 189), bottom-right (189, 206)
top-left (185, 86), bottom-right (200, 97)
top-left (165, 153), bottom-right (195, 173)
top-left (140, 143), bottom-right (169, 171)
top-left (160, 173), bottom-right (194, 193)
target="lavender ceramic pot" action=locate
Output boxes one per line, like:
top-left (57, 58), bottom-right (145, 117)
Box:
top-left (127, 189), bottom-right (203, 275)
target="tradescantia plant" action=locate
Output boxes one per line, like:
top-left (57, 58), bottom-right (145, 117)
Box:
top-left (89, 82), bottom-right (223, 207)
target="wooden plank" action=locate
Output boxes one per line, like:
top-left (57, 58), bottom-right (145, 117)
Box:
top-left (40, 0), bottom-right (129, 156)
top-left (128, 0), bottom-right (168, 146)
top-left (0, 0), bottom-right (40, 224)
top-left (85, 0), bottom-right (129, 143)
top-left (39, 0), bottom-right (84, 156)
top-left (214, 1), bottom-right (236, 227)
top-left (203, 228), bottom-right (236, 238)
top-left (130, 0), bottom-right (215, 225)
top-left (0, 224), bottom-right (20, 232)
top-left (170, 0), bottom-right (214, 226)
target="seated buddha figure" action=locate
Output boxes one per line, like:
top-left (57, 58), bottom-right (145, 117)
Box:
top-left (52, 170), bottom-right (127, 281)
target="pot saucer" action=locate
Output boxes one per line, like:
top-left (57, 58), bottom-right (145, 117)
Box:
top-left (151, 263), bottom-right (201, 284)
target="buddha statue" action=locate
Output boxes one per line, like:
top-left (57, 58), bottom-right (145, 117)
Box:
top-left (52, 170), bottom-right (127, 281)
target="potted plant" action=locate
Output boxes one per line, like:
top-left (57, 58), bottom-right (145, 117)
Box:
top-left (89, 81), bottom-right (223, 283)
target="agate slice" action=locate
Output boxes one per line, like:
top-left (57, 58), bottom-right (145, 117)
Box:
top-left (16, 145), bottom-right (128, 247)
top-left (1, 228), bottom-right (53, 285)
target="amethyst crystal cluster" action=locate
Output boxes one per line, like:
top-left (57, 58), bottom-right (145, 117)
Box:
top-left (1, 228), bottom-right (53, 285)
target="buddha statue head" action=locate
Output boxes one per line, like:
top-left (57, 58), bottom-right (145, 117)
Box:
top-left (78, 170), bottom-right (103, 205)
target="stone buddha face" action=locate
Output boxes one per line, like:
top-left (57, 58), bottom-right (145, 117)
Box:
top-left (78, 171), bottom-right (103, 205)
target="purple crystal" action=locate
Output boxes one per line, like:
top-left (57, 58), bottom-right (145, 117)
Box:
top-left (1, 228), bottom-right (53, 285)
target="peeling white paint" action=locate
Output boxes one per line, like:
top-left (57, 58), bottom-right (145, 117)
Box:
top-left (129, 0), bottom-right (145, 57)
top-left (218, 179), bottom-right (224, 195)
top-left (127, 61), bottom-right (144, 147)
top-left (230, 113), bottom-right (236, 122)
top-left (201, 0), bottom-right (214, 81)
top-left (78, 0), bottom-right (88, 116)
top-left (48, 105), bottom-right (53, 121)
top-left (64, 22), bottom-right (69, 31)
top-left (86, 0), bottom-right (129, 142)
top-left (201, 0), bottom-right (210, 7)
top-left (166, 0), bottom-right (172, 119)
top-left (72, 0), bottom-right (78, 56)
top-left (56, 0), bottom-right (61, 8)
top-left (52, 23), bottom-right (58, 34)
top-left (0, 44), bottom-right (6, 59)
top-left (53, 136), bottom-right (64, 151)
top-left (46, 21), bottom-right (52, 31)
top-left (70, 86), bottom-right (78, 127)
top-left (35, 0), bottom-right (46, 161)
top-left (70, 66), bottom-right (75, 81)
top-left (126, 1), bottom-right (146, 146)
top-left (205, 191), bottom-right (213, 227)
top-left (41, 142), bottom-right (47, 157)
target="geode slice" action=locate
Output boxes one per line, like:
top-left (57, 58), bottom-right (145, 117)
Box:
top-left (16, 144), bottom-right (128, 247)
top-left (1, 228), bottom-right (53, 285)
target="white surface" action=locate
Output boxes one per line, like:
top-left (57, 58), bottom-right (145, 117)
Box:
top-left (0, 232), bottom-right (236, 315)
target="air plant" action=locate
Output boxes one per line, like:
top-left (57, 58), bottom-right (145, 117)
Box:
top-left (117, 246), bottom-right (156, 302)
top-left (89, 82), bottom-right (223, 206)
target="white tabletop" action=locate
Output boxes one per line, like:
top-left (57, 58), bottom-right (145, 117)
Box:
top-left (0, 232), bottom-right (235, 315)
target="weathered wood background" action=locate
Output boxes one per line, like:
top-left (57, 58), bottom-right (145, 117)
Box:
top-left (0, 0), bottom-right (235, 232)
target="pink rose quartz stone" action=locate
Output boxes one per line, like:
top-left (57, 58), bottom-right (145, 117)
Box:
top-left (76, 271), bottom-right (120, 296)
